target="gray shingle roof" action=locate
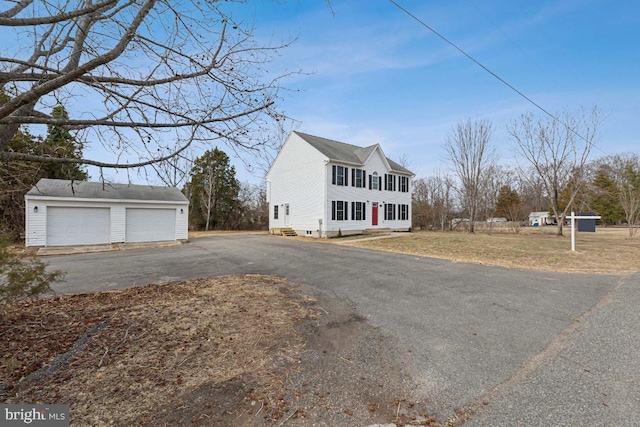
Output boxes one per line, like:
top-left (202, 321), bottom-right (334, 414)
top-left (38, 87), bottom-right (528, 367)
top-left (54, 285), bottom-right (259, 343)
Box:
top-left (294, 131), bottom-right (413, 175)
top-left (26, 179), bottom-right (188, 203)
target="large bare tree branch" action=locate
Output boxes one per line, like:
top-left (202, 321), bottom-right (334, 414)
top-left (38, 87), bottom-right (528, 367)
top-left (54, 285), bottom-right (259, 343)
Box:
top-left (0, 0), bottom-right (118, 26)
top-left (0, 0), bottom-right (295, 170)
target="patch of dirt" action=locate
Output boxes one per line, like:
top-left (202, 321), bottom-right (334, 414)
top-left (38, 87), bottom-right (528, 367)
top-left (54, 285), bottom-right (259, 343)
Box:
top-left (1, 275), bottom-right (436, 426)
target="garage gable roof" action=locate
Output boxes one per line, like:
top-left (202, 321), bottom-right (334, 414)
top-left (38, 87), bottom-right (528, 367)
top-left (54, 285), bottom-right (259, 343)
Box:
top-left (27, 179), bottom-right (188, 203)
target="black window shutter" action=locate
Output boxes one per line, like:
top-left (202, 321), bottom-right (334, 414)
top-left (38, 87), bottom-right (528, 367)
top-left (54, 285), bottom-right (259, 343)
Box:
top-left (351, 202), bottom-right (355, 220)
top-left (384, 174), bottom-right (388, 190)
top-left (368, 175), bottom-right (372, 189)
top-left (393, 175), bottom-right (397, 191)
top-left (362, 170), bottom-right (366, 188)
top-left (344, 201), bottom-right (348, 220)
top-left (363, 203), bottom-right (366, 221)
top-left (351, 169), bottom-right (355, 186)
top-left (332, 201), bottom-right (336, 221)
top-left (344, 168), bottom-right (348, 186)
top-left (378, 177), bottom-right (382, 191)
top-left (332, 165), bottom-right (336, 185)
top-left (397, 204), bottom-right (400, 220)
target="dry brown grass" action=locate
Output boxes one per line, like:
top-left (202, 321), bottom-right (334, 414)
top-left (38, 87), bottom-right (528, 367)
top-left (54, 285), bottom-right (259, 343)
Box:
top-left (2, 275), bottom-right (312, 425)
top-left (345, 227), bottom-right (640, 275)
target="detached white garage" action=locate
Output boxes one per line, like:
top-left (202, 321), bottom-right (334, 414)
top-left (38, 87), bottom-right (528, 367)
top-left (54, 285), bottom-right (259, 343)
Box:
top-left (25, 179), bottom-right (189, 247)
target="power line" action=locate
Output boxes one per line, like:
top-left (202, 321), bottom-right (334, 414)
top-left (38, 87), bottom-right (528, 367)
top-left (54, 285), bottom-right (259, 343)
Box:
top-left (388, 0), bottom-right (599, 148)
top-left (466, 0), bottom-right (558, 87)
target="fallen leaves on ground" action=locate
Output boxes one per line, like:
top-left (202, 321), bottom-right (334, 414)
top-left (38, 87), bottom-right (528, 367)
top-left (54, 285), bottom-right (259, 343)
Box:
top-left (1, 275), bottom-right (309, 425)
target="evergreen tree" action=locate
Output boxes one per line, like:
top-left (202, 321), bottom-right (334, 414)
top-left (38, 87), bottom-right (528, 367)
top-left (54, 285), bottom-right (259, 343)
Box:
top-left (43, 106), bottom-right (88, 181)
top-left (188, 149), bottom-right (240, 230)
top-left (495, 185), bottom-right (522, 221)
top-left (590, 166), bottom-right (624, 225)
top-left (0, 99), bottom-right (87, 237)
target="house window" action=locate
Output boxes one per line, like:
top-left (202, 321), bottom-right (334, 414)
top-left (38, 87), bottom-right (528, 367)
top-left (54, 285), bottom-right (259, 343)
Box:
top-left (399, 204), bottom-right (409, 220)
top-left (352, 168), bottom-right (365, 188)
top-left (384, 203), bottom-right (396, 221)
top-left (285, 204), bottom-right (290, 215)
top-left (332, 200), bottom-right (348, 221)
top-left (332, 165), bottom-right (348, 186)
top-left (400, 176), bottom-right (409, 193)
top-left (370, 172), bottom-right (379, 190)
top-left (351, 201), bottom-right (366, 221)
top-left (385, 174), bottom-right (395, 191)
top-left (274, 205), bottom-right (279, 219)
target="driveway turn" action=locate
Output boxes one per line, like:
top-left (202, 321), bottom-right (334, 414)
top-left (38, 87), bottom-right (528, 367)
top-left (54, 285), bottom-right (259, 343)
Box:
top-left (44, 234), bottom-right (638, 425)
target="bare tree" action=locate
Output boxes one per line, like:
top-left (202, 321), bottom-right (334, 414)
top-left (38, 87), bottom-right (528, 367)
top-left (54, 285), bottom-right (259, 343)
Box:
top-left (507, 107), bottom-right (603, 235)
top-left (443, 118), bottom-right (496, 233)
top-left (150, 149), bottom-right (195, 188)
top-left (609, 153), bottom-right (640, 237)
top-left (396, 152), bottom-right (412, 170)
top-left (0, 1), bottom-right (295, 170)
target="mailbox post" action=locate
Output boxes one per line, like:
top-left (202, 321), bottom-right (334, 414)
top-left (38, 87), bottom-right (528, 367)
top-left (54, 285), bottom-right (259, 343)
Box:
top-left (566, 211), bottom-right (601, 251)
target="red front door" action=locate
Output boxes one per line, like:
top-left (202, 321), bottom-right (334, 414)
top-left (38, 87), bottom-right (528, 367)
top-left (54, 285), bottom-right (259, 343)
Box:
top-left (372, 203), bottom-right (378, 226)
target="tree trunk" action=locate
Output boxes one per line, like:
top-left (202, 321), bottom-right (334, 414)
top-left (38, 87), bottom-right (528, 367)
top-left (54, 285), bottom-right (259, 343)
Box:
top-left (556, 221), bottom-right (563, 236)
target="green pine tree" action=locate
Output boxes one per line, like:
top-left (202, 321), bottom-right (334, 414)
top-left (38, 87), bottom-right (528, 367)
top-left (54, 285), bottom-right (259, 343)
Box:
top-left (188, 148), bottom-right (240, 230)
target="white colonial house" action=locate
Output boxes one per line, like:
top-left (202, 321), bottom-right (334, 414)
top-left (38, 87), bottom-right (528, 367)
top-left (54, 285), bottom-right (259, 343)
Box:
top-left (266, 132), bottom-right (414, 237)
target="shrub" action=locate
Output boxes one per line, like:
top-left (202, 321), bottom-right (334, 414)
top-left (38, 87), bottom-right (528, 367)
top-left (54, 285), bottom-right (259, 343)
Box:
top-left (0, 234), bottom-right (63, 306)
top-left (337, 228), bottom-right (342, 238)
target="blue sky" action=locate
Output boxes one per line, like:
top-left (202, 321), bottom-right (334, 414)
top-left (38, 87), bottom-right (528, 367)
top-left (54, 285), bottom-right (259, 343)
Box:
top-left (209, 0), bottom-right (639, 183)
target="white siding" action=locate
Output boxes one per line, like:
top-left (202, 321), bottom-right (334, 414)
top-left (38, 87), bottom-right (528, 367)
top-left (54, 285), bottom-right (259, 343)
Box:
top-left (25, 199), bottom-right (46, 247)
top-left (326, 147), bottom-right (412, 234)
top-left (176, 206), bottom-right (188, 239)
top-left (266, 133), bottom-right (327, 234)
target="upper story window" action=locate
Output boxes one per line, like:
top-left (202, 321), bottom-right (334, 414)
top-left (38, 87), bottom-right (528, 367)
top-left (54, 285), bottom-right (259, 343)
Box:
top-left (370, 172), bottom-right (379, 190)
top-left (351, 168), bottom-right (365, 188)
top-left (385, 174), bottom-right (396, 191)
top-left (332, 165), bottom-right (348, 186)
top-left (400, 176), bottom-right (409, 192)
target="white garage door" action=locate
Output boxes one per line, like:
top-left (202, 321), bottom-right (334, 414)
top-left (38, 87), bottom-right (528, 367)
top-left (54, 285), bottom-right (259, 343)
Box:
top-left (125, 208), bottom-right (176, 243)
top-left (47, 207), bottom-right (110, 246)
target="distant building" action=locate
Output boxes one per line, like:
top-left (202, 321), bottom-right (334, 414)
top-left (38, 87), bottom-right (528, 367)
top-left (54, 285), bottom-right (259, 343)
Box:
top-left (487, 217), bottom-right (508, 223)
top-left (528, 211), bottom-right (555, 226)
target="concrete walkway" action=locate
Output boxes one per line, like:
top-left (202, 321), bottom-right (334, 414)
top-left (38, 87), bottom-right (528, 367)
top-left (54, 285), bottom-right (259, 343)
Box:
top-left (37, 240), bottom-right (183, 256)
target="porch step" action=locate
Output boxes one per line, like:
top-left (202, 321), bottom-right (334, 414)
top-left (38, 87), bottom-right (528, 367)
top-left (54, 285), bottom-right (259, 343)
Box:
top-left (278, 228), bottom-right (298, 237)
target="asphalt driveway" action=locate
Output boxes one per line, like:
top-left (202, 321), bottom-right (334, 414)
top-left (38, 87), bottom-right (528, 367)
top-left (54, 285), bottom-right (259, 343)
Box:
top-left (43, 234), bottom-right (639, 425)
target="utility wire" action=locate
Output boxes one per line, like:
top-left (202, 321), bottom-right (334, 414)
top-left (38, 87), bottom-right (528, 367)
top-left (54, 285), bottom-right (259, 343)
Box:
top-left (388, 0), bottom-right (595, 145)
top-left (466, 0), bottom-right (558, 87)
